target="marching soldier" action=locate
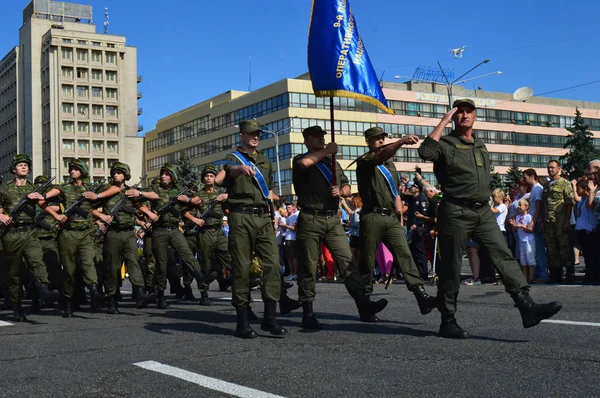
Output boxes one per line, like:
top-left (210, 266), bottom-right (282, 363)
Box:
top-left (345, 127), bottom-right (437, 322)
top-left (125, 163), bottom-right (205, 309)
top-left (0, 155), bottom-right (59, 321)
top-left (93, 162), bottom-right (154, 313)
top-left (215, 120), bottom-right (286, 339)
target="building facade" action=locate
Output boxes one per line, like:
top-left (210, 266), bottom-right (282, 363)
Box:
top-left (0, 0), bottom-right (143, 182)
top-left (144, 74), bottom-right (600, 198)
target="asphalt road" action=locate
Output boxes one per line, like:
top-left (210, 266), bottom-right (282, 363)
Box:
top-left (0, 281), bottom-right (598, 398)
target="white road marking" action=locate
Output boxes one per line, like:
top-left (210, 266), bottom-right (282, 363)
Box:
top-left (216, 297), bottom-right (263, 302)
top-left (541, 320), bottom-right (600, 327)
top-left (134, 360), bottom-right (285, 398)
top-left (0, 320), bottom-right (14, 327)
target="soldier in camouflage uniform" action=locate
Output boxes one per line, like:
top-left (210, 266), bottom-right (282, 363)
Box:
top-left (43, 159), bottom-right (106, 317)
top-left (0, 155), bottom-right (59, 321)
top-left (126, 163), bottom-right (205, 309)
top-left (94, 162), bottom-right (154, 313)
top-left (542, 160), bottom-right (575, 283)
top-left (184, 165), bottom-right (231, 306)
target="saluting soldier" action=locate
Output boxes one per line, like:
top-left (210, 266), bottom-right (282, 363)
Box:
top-left (184, 165), bottom-right (231, 305)
top-left (215, 120), bottom-right (286, 339)
top-left (43, 159), bottom-right (106, 317)
top-left (418, 99), bottom-right (562, 338)
top-left (292, 125), bottom-right (355, 330)
top-left (345, 127), bottom-right (437, 323)
top-left (125, 163), bottom-right (205, 309)
top-left (0, 155), bottom-right (59, 321)
top-left (93, 162), bottom-right (153, 313)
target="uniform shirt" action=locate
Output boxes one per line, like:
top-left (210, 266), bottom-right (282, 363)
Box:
top-left (516, 214), bottom-right (534, 242)
top-left (146, 182), bottom-right (186, 227)
top-left (98, 184), bottom-right (139, 228)
top-left (0, 180), bottom-right (37, 226)
top-left (356, 156), bottom-right (400, 213)
top-left (55, 181), bottom-right (98, 229)
top-left (418, 131), bottom-right (491, 202)
top-left (542, 177), bottom-right (574, 223)
top-left (196, 187), bottom-right (226, 226)
top-left (292, 154), bottom-right (349, 211)
top-left (35, 184), bottom-right (60, 238)
top-left (222, 148), bottom-right (273, 208)
top-left (285, 210), bottom-right (299, 241)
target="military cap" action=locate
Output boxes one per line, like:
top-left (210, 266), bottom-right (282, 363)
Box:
top-left (364, 126), bottom-right (388, 139)
top-left (110, 162), bottom-right (131, 181)
top-left (302, 125), bottom-right (327, 139)
top-left (12, 154), bottom-right (32, 171)
top-left (201, 165), bottom-right (218, 178)
top-left (34, 175), bottom-right (50, 185)
top-left (452, 98), bottom-right (476, 109)
top-left (68, 159), bottom-right (89, 178)
top-left (239, 120), bottom-right (262, 133)
top-left (160, 163), bottom-right (178, 183)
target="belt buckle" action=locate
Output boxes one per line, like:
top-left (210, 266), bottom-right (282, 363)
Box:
top-left (326, 210), bottom-right (336, 217)
top-left (250, 208), bottom-right (261, 216)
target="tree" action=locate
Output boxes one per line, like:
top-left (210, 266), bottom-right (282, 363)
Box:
top-left (560, 108), bottom-right (599, 180)
top-left (175, 151), bottom-right (198, 187)
top-left (490, 165), bottom-right (504, 192)
top-left (505, 163), bottom-right (522, 188)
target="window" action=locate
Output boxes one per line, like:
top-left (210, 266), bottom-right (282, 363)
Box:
top-left (107, 43), bottom-right (116, 48)
top-left (105, 71), bottom-right (117, 82)
top-left (106, 124), bottom-right (118, 135)
top-left (63, 139), bottom-right (74, 150)
top-left (107, 142), bottom-right (118, 152)
top-left (63, 158), bottom-right (74, 168)
top-left (92, 141), bottom-right (104, 151)
top-left (91, 50), bottom-right (102, 63)
top-left (62, 39), bottom-right (72, 44)
top-left (77, 86), bottom-right (88, 98)
top-left (92, 123), bottom-right (104, 134)
top-left (76, 49), bottom-right (88, 61)
top-left (105, 88), bottom-right (117, 99)
top-left (61, 48), bottom-right (72, 60)
top-left (77, 40), bottom-right (87, 45)
top-left (62, 103), bottom-right (74, 114)
top-left (105, 52), bottom-right (116, 64)
top-left (61, 67), bottom-right (73, 79)
top-left (76, 68), bottom-right (88, 80)
top-left (93, 159), bottom-right (104, 169)
top-left (106, 106), bottom-right (118, 117)
top-left (92, 41), bottom-right (101, 47)
top-left (92, 87), bottom-right (102, 98)
top-left (77, 104), bottom-right (89, 116)
top-left (92, 105), bottom-right (103, 116)
top-left (91, 69), bottom-right (102, 81)
top-left (78, 141), bottom-right (89, 152)
top-left (62, 85), bottom-right (73, 97)
top-left (78, 123), bottom-right (89, 134)
top-left (62, 121), bottom-right (74, 133)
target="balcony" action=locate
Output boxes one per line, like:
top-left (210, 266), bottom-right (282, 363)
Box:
top-left (138, 124), bottom-right (143, 132)
top-left (137, 75), bottom-right (142, 83)
top-left (137, 91), bottom-right (142, 99)
top-left (137, 108), bottom-right (143, 116)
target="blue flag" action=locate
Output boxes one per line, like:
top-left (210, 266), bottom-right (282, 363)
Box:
top-left (308, 0), bottom-right (394, 115)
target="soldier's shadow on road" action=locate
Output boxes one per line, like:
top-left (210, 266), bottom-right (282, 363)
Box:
top-left (143, 308), bottom-right (237, 336)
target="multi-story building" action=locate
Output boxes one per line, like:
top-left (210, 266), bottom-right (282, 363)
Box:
top-left (144, 74), bottom-right (600, 200)
top-left (0, 0), bottom-right (143, 182)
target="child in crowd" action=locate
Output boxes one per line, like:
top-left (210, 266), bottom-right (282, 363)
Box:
top-left (491, 188), bottom-right (508, 243)
top-left (514, 199), bottom-right (536, 284)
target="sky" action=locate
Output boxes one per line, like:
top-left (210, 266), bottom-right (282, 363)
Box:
top-left (1, 0), bottom-right (599, 136)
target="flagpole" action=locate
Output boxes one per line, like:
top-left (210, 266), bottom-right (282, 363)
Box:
top-left (329, 96), bottom-right (337, 186)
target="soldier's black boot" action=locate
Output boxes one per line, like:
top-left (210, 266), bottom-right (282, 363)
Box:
top-left (218, 276), bottom-right (233, 292)
top-left (247, 305), bottom-right (258, 321)
top-left (183, 284), bottom-right (196, 301)
top-left (199, 290), bottom-right (211, 306)
top-left (260, 301), bottom-right (287, 336)
top-left (12, 303), bottom-right (26, 322)
top-left (156, 290), bottom-right (170, 310)
top-left (235, 306), bottom-right (257, 339)
top-left (279, 293), bottom-right (301, 315)
top-left (145, 287), bottom-right (157, 304)
top-left (512, 289), bottom-right (562, 328)
top-left (39, 284), bottom-right (59, 306)
top-left (88, 283), bottom-right (108, 308)
top-left (354, 290), bottom-right (387, 322)
top-left (134, 286), bottom-right (154, 309)
top-left (301, 302), bottom-right (323, 330)
top-left (107, 295), bottom-right (119, 315)
top-left (31, 299), bottom-right (41, 314)
top-left (411, 285), bottom-right (438, 315)
top-left (439, 314), bottom-right (470, 339)
top-left (62, 298), bottom-right (73, 318)
top-left (169, 278), bottom-right (185, 299)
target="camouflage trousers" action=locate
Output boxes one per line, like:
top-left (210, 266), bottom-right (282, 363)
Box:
top-left (543, 222), bottom-right (574, 279)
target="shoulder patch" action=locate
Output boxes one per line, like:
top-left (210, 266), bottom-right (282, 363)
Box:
top-left (455, 144), bottom-right (471, 150)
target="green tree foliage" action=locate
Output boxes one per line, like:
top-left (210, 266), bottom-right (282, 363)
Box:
top-left (560, 108), bottom-right (599, 180)
top-left (490, 165), bottom-right (504, 192)
top-left (505, 164), bottom-right (522, 188)
top-left (175, 151), bottom-right (198, 187)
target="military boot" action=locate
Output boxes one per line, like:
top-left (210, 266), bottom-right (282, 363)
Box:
top-left (199, 290), bottom-right (211, 306)
top-left (39, 284), bottom-right (59, 305)
top-left (410, 285), bottom-right (438, 315)
top-left (279, 293), bottom-right (301, 315)
top-left (145, 287), bottom-right (157, 304)
top-left (183, 284), bottom-right (196, 301)
top-left (247, 305), bottom-right (259, 321)
top-left (301, 302), bottom-right (323, 330)
top-left (235, 306), bottom-right (257, 339)
top-left (218, 276), bottom-right (233, 292)
top-left (169, 278), bottom-right (185, 299)
top-left (134, 286), bottom-right (154, 309)
top-left (62, 299), bottom-right (73, 318)
top-left (88, 283), bottom-right (108, 308)
top-left (512, 289), bottom-right (562, 328)
top-left (260, 301), bottom-right (287, 336)
top-left (354, 290), bottom-right (388, 322)
top-left (12, 303), bottom-right (26, 322)
top-left (107, 295), bottom-right (119, 315)
top-left (439, 314), bottom-right (470, 339)
top-left (156, 290), bottom-right (170, 310)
